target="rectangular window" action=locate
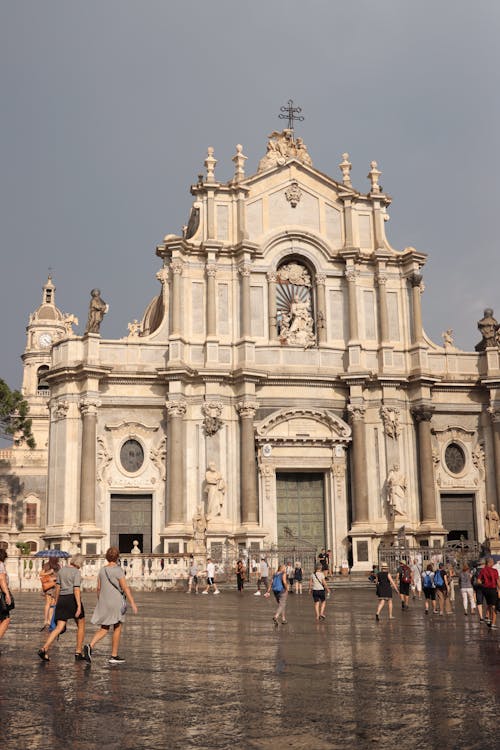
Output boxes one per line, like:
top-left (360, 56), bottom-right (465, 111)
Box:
top-left (25, 503), bottom-right (37, 525)
top-left (0, 504), bottom-right (9, 525)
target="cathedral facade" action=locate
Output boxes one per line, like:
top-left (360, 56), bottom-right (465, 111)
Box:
top-left (1, 129), bottom-right (499, 570)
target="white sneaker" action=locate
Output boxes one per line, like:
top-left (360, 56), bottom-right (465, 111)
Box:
top-left (214, 590), bottom-right (220, 595)
top-left (201, 591), bottom-right (208, 595)
top-left (254, 591), bottom-right (261, 596)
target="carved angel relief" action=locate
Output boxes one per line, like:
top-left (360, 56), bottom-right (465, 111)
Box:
top-left (202, 401), bottom-right (223, 436)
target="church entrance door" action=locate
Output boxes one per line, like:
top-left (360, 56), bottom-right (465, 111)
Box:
top-left (440, 494), bottom-right (476, 541)
top-left (276, 473), bottom-right (325, 552)
top-left (110, 494), bottom-right (152, 553)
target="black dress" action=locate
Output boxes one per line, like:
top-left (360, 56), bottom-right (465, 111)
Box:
top-left (376, 571), bottom-right (392, 599)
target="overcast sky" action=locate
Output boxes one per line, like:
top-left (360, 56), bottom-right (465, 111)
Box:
top-left (1, 1), bottom-right (499, 389)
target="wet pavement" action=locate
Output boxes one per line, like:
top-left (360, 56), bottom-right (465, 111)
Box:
top-left (0, 586), bottom-right (499, 750)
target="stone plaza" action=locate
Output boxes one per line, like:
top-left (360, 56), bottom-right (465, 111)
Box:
top-left (1, 587), bottom-right (498, 750)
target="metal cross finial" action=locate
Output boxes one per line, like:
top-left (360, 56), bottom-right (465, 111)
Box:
top-left (279, 99), bottom-right (304, 131)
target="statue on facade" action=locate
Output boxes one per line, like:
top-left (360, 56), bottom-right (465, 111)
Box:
top-left (442, 329), bottom-right (454, 349)
top-left (280, 296), bottom-right (315, 349)
top-left (485, 504), bottom-right (500, 542)
top-left (204, 463), bottom-right (226, 519)
top-left (85, 289), bottom-right (108, 334)
top-left (192, 504), bottom-right (207, 553)
top-left (257, 130), bottom-right (313, 172)
top-left (386, 464), bottom-right (407, 516)
top-left (475, 308), bottom-right (499, 351)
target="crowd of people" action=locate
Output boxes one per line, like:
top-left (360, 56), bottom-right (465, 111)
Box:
top-left (1, 547), bottom-right (499, 663)
top-left (372, 557), bottom-right (500, 627)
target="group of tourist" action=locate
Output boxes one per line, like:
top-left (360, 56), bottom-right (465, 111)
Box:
top-left (373, 557), bottom-right (500, 627)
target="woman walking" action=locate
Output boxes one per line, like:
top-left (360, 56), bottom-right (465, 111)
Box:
top-left (375, 562), bottom-right (399, 620)
top-left (236, 559), bottom-right (246, 593)
top-left (265, 564), bottom-right (288, 626)
top-left (38, 554), bottom-right (86, 661)
top-left (459, 563), bottom-right (476, 616)
top-left (83, 547), bottom-right (137, 664)
top-left (309, 562), bottom-right (330, 620)
top-left (39, 556), bottom-right (60, 630)
top-left (0, 549), bottom-right (14, 653)
top-left (294, 561), bottom-right (303, 594)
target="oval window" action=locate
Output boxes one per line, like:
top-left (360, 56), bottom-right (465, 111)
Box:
top-left (445, 443), bottom-right (466, 474)
top-left (120, 439), bottom-right (144, 473)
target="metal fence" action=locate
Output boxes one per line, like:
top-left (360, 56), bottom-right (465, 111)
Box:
top-left (377, 539), bottom-right (483, 573)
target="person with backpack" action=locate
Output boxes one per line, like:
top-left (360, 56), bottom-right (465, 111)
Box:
top-left (265, 563), bottom-right (288, 626)
top-left (434, 562), bottom-right (452, 615)
top-left (477, 557), bottom-right (499, 629)
top-left (471, 560), bottom-right (485, 622)
top-left (421, 563), bottom-right (438, 615)
top-left (458, 563), bottom-right (475, 615)
top-left (397, 559), bottom-right (412, 610)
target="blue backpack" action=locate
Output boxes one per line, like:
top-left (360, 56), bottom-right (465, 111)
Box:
top-left (271, 572), bottom-right (285, 593)
top-left (434, 569), bottom-right (445, 588)
top-left (423, 572), bottom-right (434, 588)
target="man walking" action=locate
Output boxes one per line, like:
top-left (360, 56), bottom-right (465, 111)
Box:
top-left (202, 558), bottom-right (220, 595)
top-left (254, 556), bottom-right (269, 596)
top-left (478, 557), bottom-right (499, 629)
top-left (397, 559), bottom-right (412, 610)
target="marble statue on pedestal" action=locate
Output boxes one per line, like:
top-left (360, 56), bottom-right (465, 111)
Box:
top-left (485, 504), bottom-right (500, 543)
top-left (386, 465), bottom-right (407, 516)
top-left (85, 289), bottom-right (108, 334)
top-left (204, 463), bottom-right (226, 519)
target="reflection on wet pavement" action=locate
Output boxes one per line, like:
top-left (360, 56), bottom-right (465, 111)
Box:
top-left (0, 590), bottom-right (498, 749)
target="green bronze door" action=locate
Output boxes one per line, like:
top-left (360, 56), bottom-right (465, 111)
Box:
top-left (276, 473), bottom-right (325, 550)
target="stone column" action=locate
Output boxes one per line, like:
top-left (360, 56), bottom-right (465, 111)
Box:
top-left (345, 267), bottom-right (359, 342)
top-left (239, 263), bottom-right (252, 339)
top-left (79, 398), bottom-right (101, 525)
top-left (165, 400), bottom-right (187, 524)
top-left (487, 407), bottom-right (500, 512)
top-left (409, 272), bottom-right (424, 344)
top-left (206, 262), bottom-right (217, 337)
top-left (316, 273), bottom-right (327, 344)
top-left (267, 271), bottom-right (278, 341)
top-left (170, 259), bottom-right (184, 336)
top-left (347, 404), bottom-right (369, 523)
top-left (376, 271), bottom-right (389, 343)
top-left (237, 400), bottom-right (259, 524)
top-left (412, 405), bottom-right (437, 523)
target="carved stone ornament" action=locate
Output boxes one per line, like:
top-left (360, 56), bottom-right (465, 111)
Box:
top-left (127, 319), bottom-right (142, 338)
top-left (170, 259), bottom-right (184, 276)
top-left (285, 180), bottom-right (302, 208)
top-left (475, 308), bottom-right (500, 352)
top-left (257, 130), bottom-right (313, 173)
top-left (277, 262), bottom-right (311, 287)
top-left (344, 267), bottom-right (358, 283)
top-left (411, 405), bottom-right (434, 423)
top-left (149, 437), bottom-right (167, 481)
top-left (205, 263), bottom-right (217, 278)
top-left (472, 444), bottom-right (485, 476)
top-left (79, 398), bottom-right (101, 416)
top-left (62, 313), bottom-right (78, 336)
top-left (96, 436), bottom-right (112, 483)
top-left (165, 400), bottom-right (187, 418)
top-left (201, 401), bottom-right (224, 436)
top-left (52, 400), bottom-right (70, 421)
top-left (380, 406), bottom-right (401, 439)
top-left (238, 264), bottom-right (251, 278)
top-left (347, 404), bottom-right (366, 423)
top-left (236, 401), bottom-right (259, 419)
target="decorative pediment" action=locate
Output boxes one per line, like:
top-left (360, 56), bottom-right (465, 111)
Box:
top-left (256, 408), bottom-right (351, 444)
top-left (105, 421), bottom-right (159, 438)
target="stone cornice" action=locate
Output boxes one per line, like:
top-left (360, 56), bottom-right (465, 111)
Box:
top-left (45, 363), bottom-right (112, 385)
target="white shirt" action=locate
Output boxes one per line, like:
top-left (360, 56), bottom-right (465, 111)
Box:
top-left (260, 560), bottom-right (269, 577)
top-left (207, 562), bottom-right (215, 578)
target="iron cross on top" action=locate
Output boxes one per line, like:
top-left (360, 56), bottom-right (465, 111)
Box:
top-left (279, 99), bottom-right (304, 131)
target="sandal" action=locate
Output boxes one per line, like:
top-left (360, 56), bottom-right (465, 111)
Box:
top-left (38, 649), bottom-right (50, 662)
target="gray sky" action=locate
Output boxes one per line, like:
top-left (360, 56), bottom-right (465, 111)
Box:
top-left (1, 1), bottom-right (499, 389)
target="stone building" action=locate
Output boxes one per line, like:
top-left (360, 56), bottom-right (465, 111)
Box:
top-left (1, 129), bottom-right (499, 570)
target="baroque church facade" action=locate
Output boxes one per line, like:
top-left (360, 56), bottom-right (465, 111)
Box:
top-left (1, 128), bottom-right (499, 570)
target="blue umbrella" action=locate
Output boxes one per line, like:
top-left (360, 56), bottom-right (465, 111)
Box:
top-left (33, 549), bottom-right (70, 558)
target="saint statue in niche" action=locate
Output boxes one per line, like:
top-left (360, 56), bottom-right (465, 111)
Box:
top-left (386, 464), bottom-right (407, 516)
top-left (276, 262), bottom-right (316, 349)
top-left (204, 463), bottom-right (226, 519)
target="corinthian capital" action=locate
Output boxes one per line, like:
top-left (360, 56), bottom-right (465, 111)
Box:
top-left (487, 405), bottom-right (500, 424)
top-left (236, 400), bottom-right (259, 418)
top-left (316, 273), bottom-right (327, 286)
top-left (344, 266), bottom-right (358, 283)
top-left (347, 403), bottom-right (366, 423)
top-left (156, 267), bottom-right (169, 284)
top-left (266, 271), bottom-right (277, 284)
top-left (206, 263), bottom-right (217, 278)
top-left (165, 399), bottom-right (187, 418)
top-left (79, 398), bottom-right (101, 416)
top-left (411, 404), bottom-right (434, 423)
top-left (170, 259), bottom-right (184, 275)
top-left (238, 264), bottom-right (252, 278)
top-left (376, 272), bottom-right (388, 286)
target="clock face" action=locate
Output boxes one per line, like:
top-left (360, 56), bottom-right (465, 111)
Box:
top-left (38, 333), bottom-right (53, 348)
